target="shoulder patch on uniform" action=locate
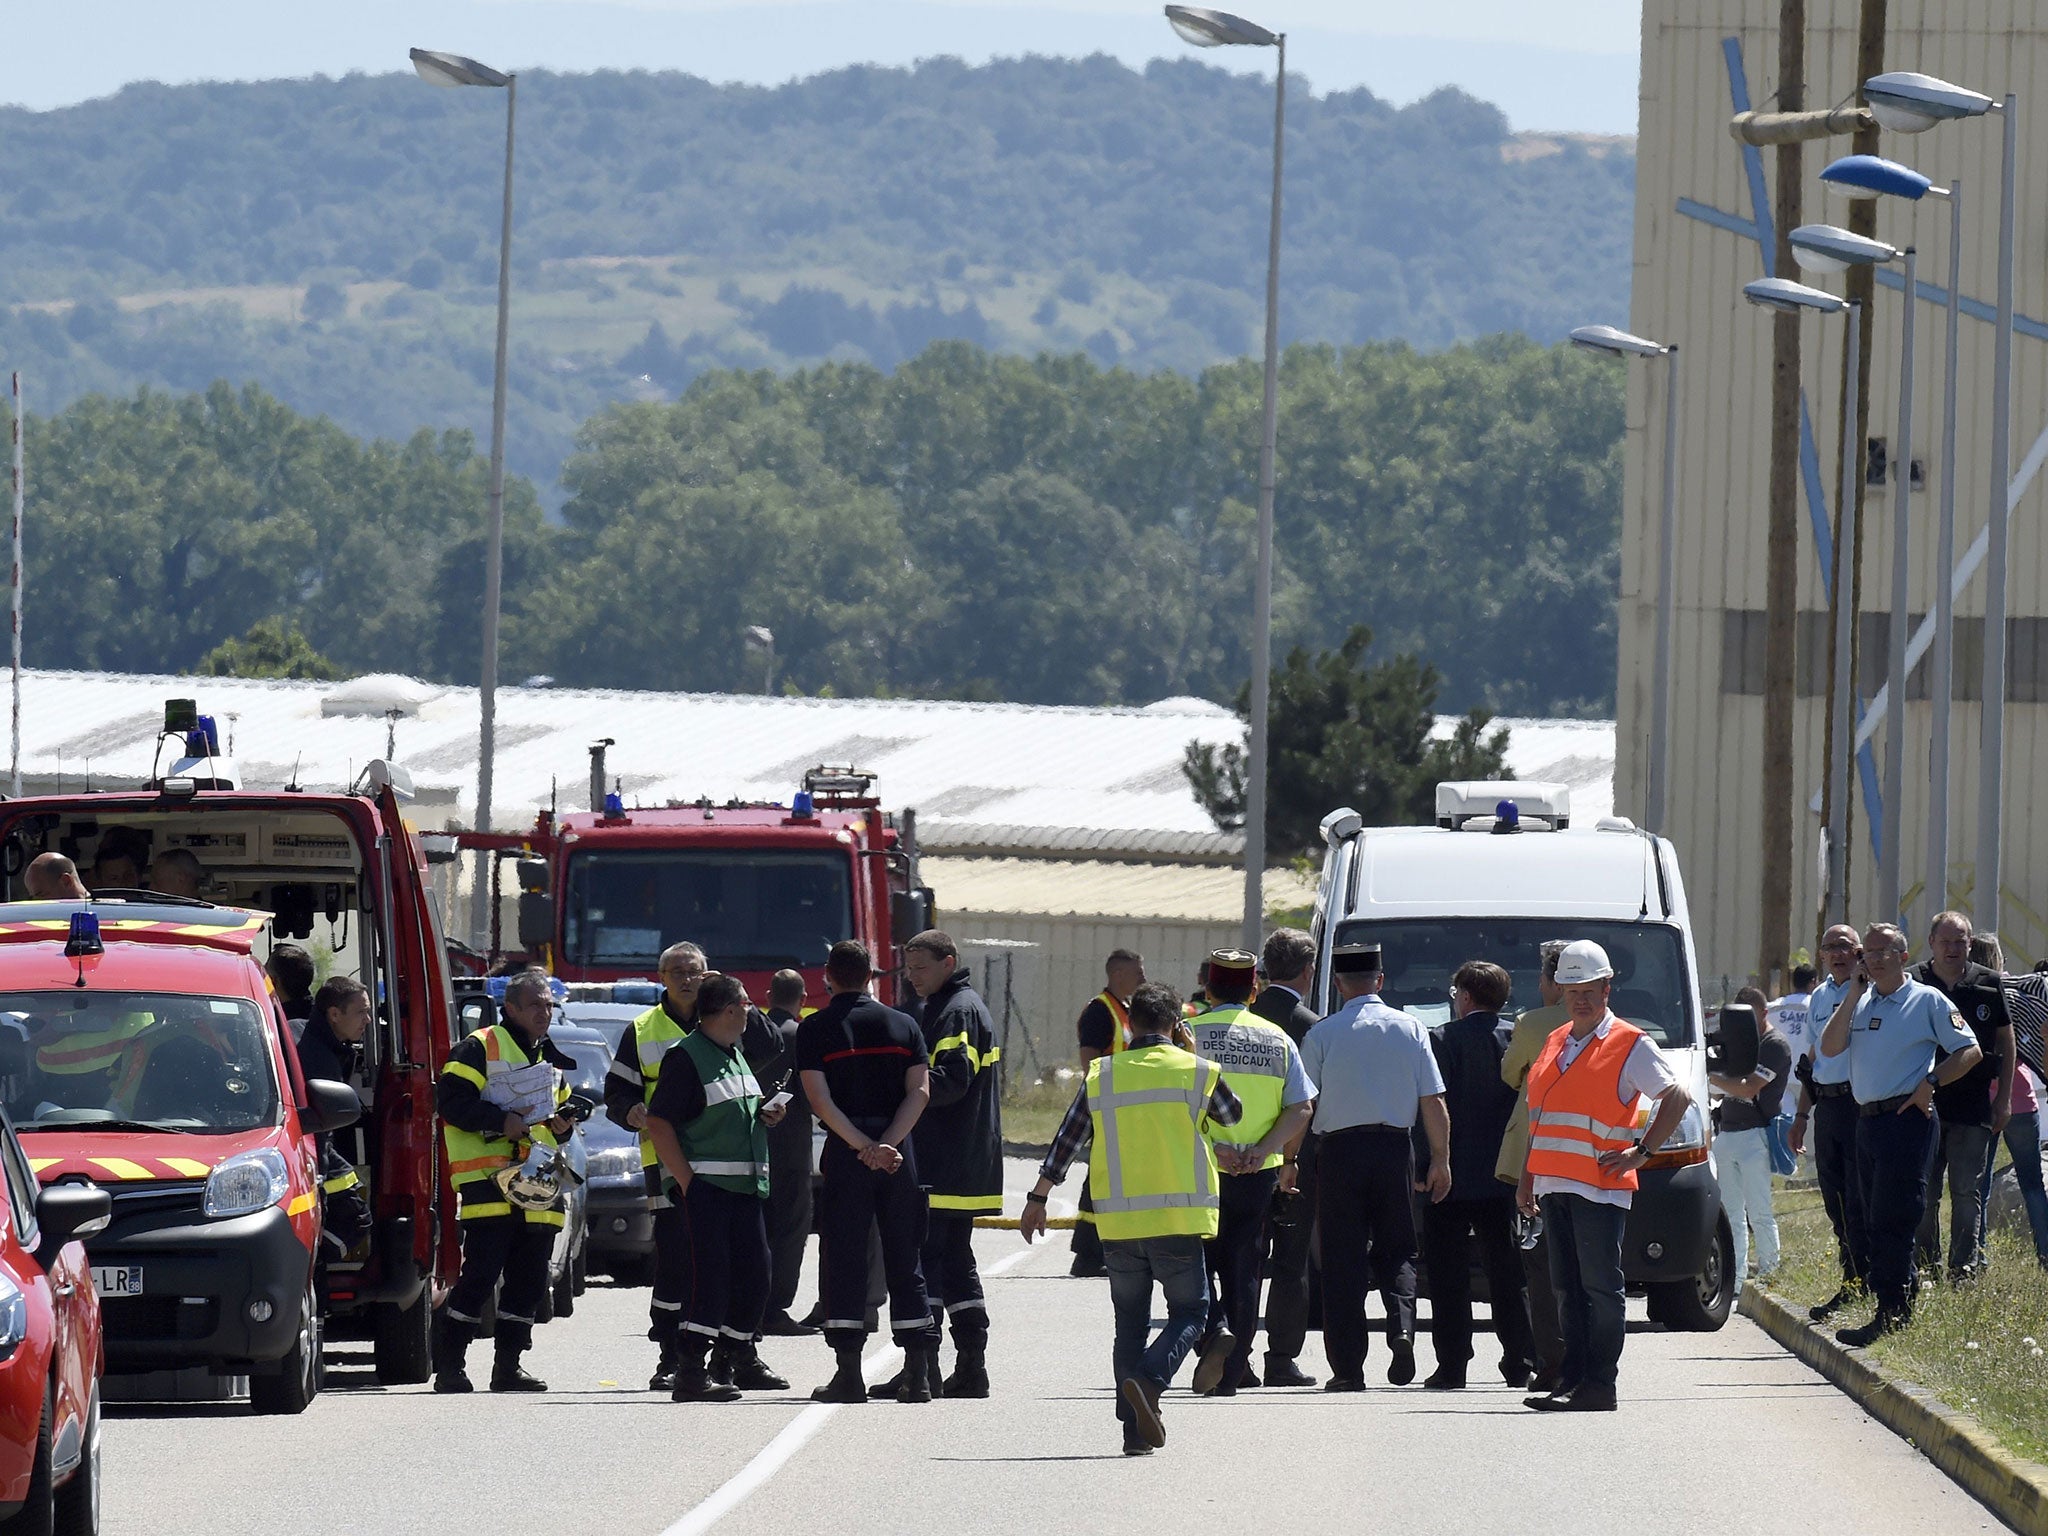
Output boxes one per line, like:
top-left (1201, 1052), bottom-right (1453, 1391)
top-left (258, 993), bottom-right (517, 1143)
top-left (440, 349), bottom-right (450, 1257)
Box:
top-left (1977, 1003), bottom-right (1990, 1021)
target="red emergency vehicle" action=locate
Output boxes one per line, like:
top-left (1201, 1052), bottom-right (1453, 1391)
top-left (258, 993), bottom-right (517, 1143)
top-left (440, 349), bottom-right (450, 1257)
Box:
top-left (468, 766), bottom-right (934, 1006)
top-left (0, 711), bottom-right (462, 1390)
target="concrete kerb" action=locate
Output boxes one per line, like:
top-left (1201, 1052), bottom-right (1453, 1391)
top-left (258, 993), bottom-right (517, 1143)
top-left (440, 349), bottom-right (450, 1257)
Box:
top-left (1740, 1285), bottom-right (2048, 1536)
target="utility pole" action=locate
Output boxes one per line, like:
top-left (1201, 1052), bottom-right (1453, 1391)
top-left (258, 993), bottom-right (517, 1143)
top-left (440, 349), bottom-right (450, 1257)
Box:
top-left (1759, 0), bottom-right (1806, 991)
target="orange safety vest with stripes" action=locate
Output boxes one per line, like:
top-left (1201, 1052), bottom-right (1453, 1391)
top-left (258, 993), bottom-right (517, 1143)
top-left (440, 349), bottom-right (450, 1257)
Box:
top-left (1523, 1017), bottom-right (1644, 1193)
top-left (1100, 991), bottom-right (1133, 1053)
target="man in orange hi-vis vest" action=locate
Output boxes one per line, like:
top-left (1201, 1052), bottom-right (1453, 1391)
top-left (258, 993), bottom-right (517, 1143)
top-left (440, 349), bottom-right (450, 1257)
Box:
top-left (1516, 940), bottom-right (1692, 1413)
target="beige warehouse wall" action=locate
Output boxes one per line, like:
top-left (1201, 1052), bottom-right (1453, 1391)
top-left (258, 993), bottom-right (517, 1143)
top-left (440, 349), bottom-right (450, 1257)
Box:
top-left (1628, 0), bottom-right (2048, 979)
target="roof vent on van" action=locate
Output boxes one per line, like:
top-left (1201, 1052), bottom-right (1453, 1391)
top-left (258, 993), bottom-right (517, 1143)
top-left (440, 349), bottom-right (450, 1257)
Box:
top-left (321, 674), bottom-right (443, 719)
top-left (1436, 781), bottom-right (1570, 831)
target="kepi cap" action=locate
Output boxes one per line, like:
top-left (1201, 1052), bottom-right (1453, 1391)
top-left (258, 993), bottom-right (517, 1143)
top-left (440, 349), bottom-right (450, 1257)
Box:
top-left (1207, 948), bottom-right (1257, 976)
top-left (1331, 942), bottom-right (1383, 975)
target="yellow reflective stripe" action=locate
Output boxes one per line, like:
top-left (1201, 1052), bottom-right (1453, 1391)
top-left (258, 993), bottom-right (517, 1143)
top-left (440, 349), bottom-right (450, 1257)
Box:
top-left (929, 1193), bottom-right (1002, 1212)
top-left (88, 1157), bottom-right (152, 1181)
top-left (930, 1033), bottom-right (1002, 1071)
top-left (460, 1201), bottom-right (512, 1219)
top-left (322, 1169), bottom-right (362, 1194)
top-left (524, 1209), bottom-right (566, 1228)
top-left (443, 1059), bottom-right (488, 1090)
top-left (285, 1192), bottom-right (317, 1217)
top-left (161, 1157), bottom-right (212, 1178)
top-left (28, 1158), bottom-right (58, 1175)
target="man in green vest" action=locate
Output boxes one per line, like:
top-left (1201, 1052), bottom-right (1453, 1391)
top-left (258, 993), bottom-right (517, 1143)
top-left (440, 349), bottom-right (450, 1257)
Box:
top-left (433, 967), bottom-right (575, 1394)
top-left (603, 941), bottom-right (704, 1389)
top-left (1020, 982), bottom-right (1244, 1457)
top-left (1186, 949), bottom-right (1316, 1397)
top-left (646, 972), bottom-right (792, 1402)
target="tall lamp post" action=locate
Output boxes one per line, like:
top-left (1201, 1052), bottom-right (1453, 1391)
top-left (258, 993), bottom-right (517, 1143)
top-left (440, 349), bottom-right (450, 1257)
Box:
top-left (1744, 278), bottom-right (1863, 926)
top-left (412, 46), bottom-right (516, 939)
top-left (1164, 5), bottom-right (1285, 949)
top-left (1862, 69), bottom-right (2016, 933)
top-left (1568, 325), bottom-right (1679, 835)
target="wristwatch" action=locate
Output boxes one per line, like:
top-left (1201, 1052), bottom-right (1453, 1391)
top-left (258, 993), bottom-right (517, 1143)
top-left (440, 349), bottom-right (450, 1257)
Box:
top-left (1024, 1191), bottom-right (1048, 1206)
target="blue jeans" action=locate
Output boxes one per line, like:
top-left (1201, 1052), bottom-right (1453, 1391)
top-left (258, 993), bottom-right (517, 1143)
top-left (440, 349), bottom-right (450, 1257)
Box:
top-left (1540, 1194), bottom-right (1627, 1392)
top-left (1104, 1235), bottom-right (1211, 1424)
top-left (1979, 1110), bottom-right (2048, 1266)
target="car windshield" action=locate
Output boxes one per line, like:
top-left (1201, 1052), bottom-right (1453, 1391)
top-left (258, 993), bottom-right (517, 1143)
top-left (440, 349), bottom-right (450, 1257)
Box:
top-left (563, 850), bottom-right (852, 970)
top-left (555, 1037), bottom-right (609, 1100)
top-left (0, 990), bottom-right (281, 1133)
top-left (1330, 919), bottom-right (1696, 1048)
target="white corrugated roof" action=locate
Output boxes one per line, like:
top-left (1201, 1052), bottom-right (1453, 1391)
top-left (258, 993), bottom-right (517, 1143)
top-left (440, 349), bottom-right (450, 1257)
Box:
top-left (925, 857), bottom-right (1319, 922)
top-left (7, 669), bottom-right (1614, 856)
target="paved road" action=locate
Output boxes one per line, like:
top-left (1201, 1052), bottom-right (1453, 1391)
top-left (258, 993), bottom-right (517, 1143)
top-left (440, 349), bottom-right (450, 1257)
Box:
top-left (103, 1160), bottom-right (2000, 1535)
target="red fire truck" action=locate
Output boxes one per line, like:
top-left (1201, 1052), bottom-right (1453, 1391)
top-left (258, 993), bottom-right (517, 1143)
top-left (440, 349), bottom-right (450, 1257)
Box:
top-left (464, 763), bottom-right (933, 1007)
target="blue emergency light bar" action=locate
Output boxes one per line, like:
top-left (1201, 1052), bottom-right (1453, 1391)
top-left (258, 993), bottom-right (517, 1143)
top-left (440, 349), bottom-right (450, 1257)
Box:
top-left (64, 910), bottom-right (103, 958)
top-left (483, 974), bottom-right (569, 1004)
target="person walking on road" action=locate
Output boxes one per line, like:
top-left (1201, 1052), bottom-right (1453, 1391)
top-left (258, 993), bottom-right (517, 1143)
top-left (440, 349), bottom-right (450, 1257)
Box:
top-left (902, 930), bottom-right (1005, 1399)
top-left (1709, 986), bottom-right (1791, 1297)
top-left (1069, 949), bottom-right (1145, 1278)
top-left (1248, 927), bottom-right (1322, 1388)
top-left (1019, 982), bottom-right (1242, 1457)
top-left (761, 968), bottom-right (818, 1337)
top-left (1817, 924), bottom-right (1982, 1346)
top-left (1300, 943), bottom-right (1450, 1392)
top-left (645, 972), bottom-right (791, 1402)
top-left (1789, 925), bottom-right (1871, 1320)
top-left (433, 968), bottom-right (575, 1394)
top-left (799, 940), bottom-right (941, 1404)
top-left (1421, 960), bottom-right (1533, 1390)
top-left (1517, 940), bottom-right (1692, 1412)
top-left (1497, 940), bottom-right (1570, 1391)
top-left (1186, 949), bottom-right (1315, 1397)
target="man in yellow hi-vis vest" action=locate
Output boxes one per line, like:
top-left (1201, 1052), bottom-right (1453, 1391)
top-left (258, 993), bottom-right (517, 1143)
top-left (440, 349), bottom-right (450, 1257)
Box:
top-left (1021, 982), bottom-right (1243, 1458)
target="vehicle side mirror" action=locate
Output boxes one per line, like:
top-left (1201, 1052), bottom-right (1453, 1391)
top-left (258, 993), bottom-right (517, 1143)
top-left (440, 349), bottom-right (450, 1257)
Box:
top-left (891, 887), bottom-right (934, 944)
top-left (34, 1183), bottom-right (111, 1269)
top-left (299, 1078), bottom-right (362, 1136)
top-left (516, 893), bottom-right (554, 951)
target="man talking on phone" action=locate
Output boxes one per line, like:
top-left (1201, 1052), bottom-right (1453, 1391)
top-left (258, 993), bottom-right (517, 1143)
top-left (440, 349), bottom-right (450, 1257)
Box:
top-left (901, 930), bottom-right (1004, 1399)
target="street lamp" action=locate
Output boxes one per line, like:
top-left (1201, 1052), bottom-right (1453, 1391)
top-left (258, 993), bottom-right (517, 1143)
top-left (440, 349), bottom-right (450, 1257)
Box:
top-left (1570, 324), bottom-right (1679, 836)
top-left (1165, 5), bottom-right (1284, 949)
top-left (1743, 279), bottom-right (1863, 926)
top-left (412, 46), bottom-right (517, 939)
top-left (1862, 69), bottom-right (2016, 933)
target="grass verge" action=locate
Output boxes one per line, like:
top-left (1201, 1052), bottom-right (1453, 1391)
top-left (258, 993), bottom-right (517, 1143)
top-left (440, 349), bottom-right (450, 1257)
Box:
top-left (1002, 1074), bottom-right (1083, 1149)
top-left (1769, 1185), bottom-right (2048, 1466)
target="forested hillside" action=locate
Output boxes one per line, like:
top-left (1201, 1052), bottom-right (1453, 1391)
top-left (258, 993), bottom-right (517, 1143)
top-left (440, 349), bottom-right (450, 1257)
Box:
top-left (0, 57), bottom-right (1633, 494)
top-left (8, 337), bottom-right (1622, 717)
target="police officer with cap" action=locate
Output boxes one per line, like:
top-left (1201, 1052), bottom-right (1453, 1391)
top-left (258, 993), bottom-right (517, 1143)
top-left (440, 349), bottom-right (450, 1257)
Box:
top-left (1186, 948), bottom-right (1315, 1396)
top-left (1299, 942), bottom-right (1450, 1390)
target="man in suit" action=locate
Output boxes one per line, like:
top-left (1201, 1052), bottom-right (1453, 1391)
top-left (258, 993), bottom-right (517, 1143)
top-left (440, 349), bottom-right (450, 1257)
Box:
top-left (1250, 927), bottom-right (1320, 1388)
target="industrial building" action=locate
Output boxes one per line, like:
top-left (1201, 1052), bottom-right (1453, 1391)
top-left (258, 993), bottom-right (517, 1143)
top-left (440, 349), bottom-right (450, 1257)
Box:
top-left (1622, 1), bottom-right (2048, 981)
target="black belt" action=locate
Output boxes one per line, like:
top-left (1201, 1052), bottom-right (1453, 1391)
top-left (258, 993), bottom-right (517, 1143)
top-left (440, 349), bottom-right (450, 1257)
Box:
top-left (1859, 1094), bottom-right (1915, 1117)
top-left (1814, 1082), bottom-right (1854, 1100)
top-left (1321, 1124), bottom-right (1410, 1138)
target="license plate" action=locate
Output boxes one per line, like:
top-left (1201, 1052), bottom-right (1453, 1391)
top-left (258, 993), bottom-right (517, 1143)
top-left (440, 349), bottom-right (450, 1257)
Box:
top-left (91, 1266), bottom-right (143, 1297)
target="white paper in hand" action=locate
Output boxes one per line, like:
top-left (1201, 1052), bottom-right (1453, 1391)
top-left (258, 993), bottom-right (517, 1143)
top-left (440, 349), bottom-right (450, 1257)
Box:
top-left (482, 1061), bottom-right (560, 1127)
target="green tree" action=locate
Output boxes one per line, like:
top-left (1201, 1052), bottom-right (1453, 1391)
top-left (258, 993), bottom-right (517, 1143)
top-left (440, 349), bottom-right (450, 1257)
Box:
top-left (196, 617), bottom-right (347, 679)
top-left (1184, 624), bottom-right (1510, 860)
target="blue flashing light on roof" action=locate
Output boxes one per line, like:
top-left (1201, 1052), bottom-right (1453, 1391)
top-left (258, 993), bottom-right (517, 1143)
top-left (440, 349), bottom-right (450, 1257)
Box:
top-left (603, 790), bottom-right (624, 818)
top-left (64, 910), bottom-right (102, 958)
top-left (1495, 799), bottom-right (1520, 827)
top-left (184, 714), bottom-right (220, 759)
top-left (484, 974), bottom-right (569, 1004)
top-left (791, 790), bottom-right (815, 819)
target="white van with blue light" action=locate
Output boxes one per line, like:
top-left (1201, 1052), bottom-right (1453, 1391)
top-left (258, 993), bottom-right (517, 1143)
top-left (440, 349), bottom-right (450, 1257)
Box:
top-left (1309, 780), bottom-right (1732, 1331)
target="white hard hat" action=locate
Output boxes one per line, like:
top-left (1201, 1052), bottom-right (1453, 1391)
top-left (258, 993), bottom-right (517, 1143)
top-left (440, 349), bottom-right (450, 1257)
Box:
top-left (1554, 940), bottom-right (1615, 986)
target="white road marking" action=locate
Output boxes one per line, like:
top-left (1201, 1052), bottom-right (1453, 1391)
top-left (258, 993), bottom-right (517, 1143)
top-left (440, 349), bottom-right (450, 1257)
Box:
top-left (659, 1241), bottom-right (1044, 1536)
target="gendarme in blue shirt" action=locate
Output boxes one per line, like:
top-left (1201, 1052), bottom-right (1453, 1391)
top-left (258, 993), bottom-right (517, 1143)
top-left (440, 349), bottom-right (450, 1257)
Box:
top-left (1834, 976), bottom-right (1978, 1104)
top-left (1806, 974), bottom-right (1854, 1086)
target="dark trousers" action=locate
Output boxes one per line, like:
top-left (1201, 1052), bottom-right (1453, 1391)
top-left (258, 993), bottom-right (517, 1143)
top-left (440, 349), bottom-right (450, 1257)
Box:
top-left (1422, 1197), bottom-right (1534, 1375)
top-left (767, 1120), bottom-right (814, 1314)
top-left (1541, 1193), bottom-right (1626, 1393)
top-left (1521, 1230), bottom-right (1564, 1378)
top-left (1104, 1235), bottom-right (1210, 1426)
top-left (677, 1178), bottom-right (772, 1342)
top-left (1316, 1129), bottom-right (1418, 1376)
top-left (1813, 1092), bottom-right (1871, 1285)
top-left (1203, 1168), bottom-right (1278, 1375)
top-left (1916, 1119), bottom-right (1995, 1279)
top-left (921, 1212), bottom-right (988, 1350)
top-left (446, 1213), bottom-right (554, 1349)
top-left (1856, 1105), bottom-right (1937, 1319)
top-left (818, 1138), bottom-right (936, 1349)
top-left (1071, 1184), bottom-right (1104, 1272)
top-left (650, 1200), bottom-right (689, 1342)
top-left (1261, 1174), bottom-right (1315, 1362)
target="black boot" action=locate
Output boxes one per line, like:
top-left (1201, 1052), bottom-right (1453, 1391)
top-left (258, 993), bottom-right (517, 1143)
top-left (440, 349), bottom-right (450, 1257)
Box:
top-left (728, 1343), bottom-right (789, 1392)
top-left (649, 1313), bottom-right (681, 1392)
top-left (490, 1322), bottom-right (547, 1393)
top-left (708, 1340), bottom-right (736, 1387)
top-left (811, 1345), bottom-right (868, 1404)
top-left (431, 1311), bottom-right (476, 1394)
top-left (672, 1338), bottom-right (741, 1403)
top-left (942, 1345), bottom-right (989, 1399)
top-left (897, 1345), bottom-right (936, 1404)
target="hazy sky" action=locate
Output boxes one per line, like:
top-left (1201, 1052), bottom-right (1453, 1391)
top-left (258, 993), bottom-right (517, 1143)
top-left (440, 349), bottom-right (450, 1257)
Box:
top-left (0, 0), bottom-right (1643, 133)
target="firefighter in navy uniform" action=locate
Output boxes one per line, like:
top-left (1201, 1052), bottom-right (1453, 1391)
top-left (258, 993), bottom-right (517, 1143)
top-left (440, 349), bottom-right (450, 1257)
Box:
top-left (433, 968), bottom-right (575, 1394)
top-left (604, 941), bottom-right (787, 1390)
top-left (901, 930), bottom-right (1004, 1398)
top-left (1070, 949), bottom-right (1145, 1278)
